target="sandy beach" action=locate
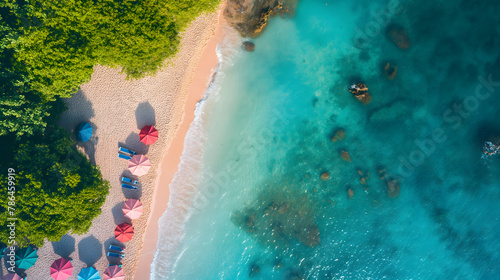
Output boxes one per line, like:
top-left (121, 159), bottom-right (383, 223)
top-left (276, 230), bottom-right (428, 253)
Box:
top-left (19, 4), bottom-right (226, 280)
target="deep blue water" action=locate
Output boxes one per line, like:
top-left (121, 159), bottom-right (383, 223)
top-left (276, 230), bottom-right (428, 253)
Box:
top-left (153, 0), bottom-right (500, 279)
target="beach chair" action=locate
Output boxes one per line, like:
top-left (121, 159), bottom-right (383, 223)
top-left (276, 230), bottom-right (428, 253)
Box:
top-left (107, 252), bottom-right (125, 258)
top-left (118, 153), bottom-right (132, 160)
top-left (121, 176), bottom-right (138, 185)
top-left (108, 263), bottom-right (123, 267)
top-left (109, 245), bottom-right (125, 252)
top-left (119, 147), bottom-right (136, 155)
top-left (121, 183), bottom-right (137, 190)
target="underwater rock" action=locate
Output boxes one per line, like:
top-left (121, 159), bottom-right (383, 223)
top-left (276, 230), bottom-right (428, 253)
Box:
top-left (245, 212), bottom-right (257, 232)
top-left (296, 224), bottom-right (320, 247)
top-left (242, 41), bottom-right (256, 52)
top-left (331, 129), bottom-right (346, 142)
top-left (384, 62), bottom-right (398, 80)
top-left (224, 0), bottom-right (297, 38)
top-left (348, 83), bottom-right (372, 105)
top-left (378, 167), bottom-right (400, 198)
top-left (249, 264), bottom-right (261, 277)
top-left (483, 137), bottom-right (500, 156)
top-left (387, 179), bottom-right (400, 198)
top-left (386, 23), bottom-right (411, 49)
top-left (348, 188), bottom-right (354, 199)
top-left (340, 150), bottom-right (351, 162)
top-left (278, 203), bottom-right (289, 214)
top-left (357, 169), bottom-right (369, 185)
top-left (320, 172), bottom-right (330, 181)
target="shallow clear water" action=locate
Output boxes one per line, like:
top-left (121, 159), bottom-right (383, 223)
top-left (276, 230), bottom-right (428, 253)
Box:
top-left (153, 0), bottom-right (500, 279)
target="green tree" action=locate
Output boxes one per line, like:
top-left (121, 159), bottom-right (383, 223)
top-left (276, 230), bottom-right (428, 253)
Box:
top-left (0, 127), bottom-right (110, 247)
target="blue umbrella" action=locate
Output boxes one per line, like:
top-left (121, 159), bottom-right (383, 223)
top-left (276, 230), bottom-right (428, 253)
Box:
top-left (78, 267), bottom-right (100, 280)
top-left (76, 122), bottom-right (93, 142)
top-left (0, 246), bottom-right (6, 259)
top-left (14, 246), bottom-right (38, 270)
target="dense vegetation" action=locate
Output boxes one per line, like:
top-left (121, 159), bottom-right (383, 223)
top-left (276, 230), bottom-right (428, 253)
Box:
top-left (0, 0), bottom-right (219, 247)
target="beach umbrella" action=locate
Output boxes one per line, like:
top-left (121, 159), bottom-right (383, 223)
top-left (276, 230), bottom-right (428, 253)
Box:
top-left (128, 155), bottom-right (151, 176)
top-left (76, 122), bottom-right (93, 142)
top-left (50, 257), bottom-right (73, 280)
top-left (139, 125), bottom-right (158, 145)
top-left (122, 199), bottom-right (143, 220)
top-left (78, 267), bottom-right (101, 280)
top-left (114, 223), bottom-right (134, 242)
top-left (15, 247), bottom-right (38, 270)
top-left (103, 265), bottom-right (125, 280)
top-left (1, 274), bottom-right (24, 280)
top-left (0, 246), bottom-right (6, 259)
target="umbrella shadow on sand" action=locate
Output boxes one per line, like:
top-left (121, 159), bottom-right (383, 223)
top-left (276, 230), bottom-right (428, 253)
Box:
top-left (51, 235), bottom-right (75, 259)
top-left (78, 235), bottom-right (102, 266)
top-left (112, 202), bottom-right (128, 226)
top-left (135, 102), bottom-right (156, 129)
top-left (119, 132), bottom-right (149, 156)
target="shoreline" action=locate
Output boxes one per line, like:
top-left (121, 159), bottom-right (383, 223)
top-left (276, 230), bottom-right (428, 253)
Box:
top-left (133, 6), bottom-right (227, 280)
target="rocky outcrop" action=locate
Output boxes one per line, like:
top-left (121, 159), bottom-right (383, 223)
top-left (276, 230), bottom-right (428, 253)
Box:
top-left (483, 137), bottom-right (500, 156)
top-left (320, 172), bottom-right (330, 181)
top-left (224, 0), bottom-right (297, 38)
top-left (347, 187), bottom-right (354, 199)
top-left (386, 23), bottom-right (411, 49)
top-left (378, 168), bottom-right (400, 198)
top-left (384, 62), bottom-right (398, 80)
top-left (331, 129), bottom-right (345, 142)
top-left (340, 150), bottom-right (351, 162)
top-left (242, 41), bottom-right (256, 52)
top-left (348, 83), bottom-right (372, 105)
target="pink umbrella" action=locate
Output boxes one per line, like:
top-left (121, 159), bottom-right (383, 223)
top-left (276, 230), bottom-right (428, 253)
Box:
top-left (1, 274), bottom-right (23, 280)
top-left (103, 265), bottom-right (125, 280)
top-left (122, 199), bottom-right (143, 219)
top-left (50, 258), bottom-right (73, 280)
top-left (128, 155), bottom-right (151, 176)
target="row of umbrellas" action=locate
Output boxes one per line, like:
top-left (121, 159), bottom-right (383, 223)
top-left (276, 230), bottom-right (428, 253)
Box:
top-left (77, 123), bottom-right (158, 145)
top-left (127, 125), bottom-right (158, 176)
top-left (0, 247), bottom-right (125, 279)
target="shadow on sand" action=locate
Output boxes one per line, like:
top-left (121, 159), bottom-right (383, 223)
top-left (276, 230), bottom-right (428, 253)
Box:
top-left (51, 234), bottom-right (75, 259)
top-left (78, 235), bottom-right (102, 266)
top-left (135, 101), bottom-right (156, 129)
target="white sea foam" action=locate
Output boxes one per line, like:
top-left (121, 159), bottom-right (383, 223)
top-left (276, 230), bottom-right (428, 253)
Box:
top-left (151, 28), bottom-right (242, 279)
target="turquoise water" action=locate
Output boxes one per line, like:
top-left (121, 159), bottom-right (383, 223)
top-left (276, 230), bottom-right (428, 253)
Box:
top-left (153, 0), bottom-right (500, 279)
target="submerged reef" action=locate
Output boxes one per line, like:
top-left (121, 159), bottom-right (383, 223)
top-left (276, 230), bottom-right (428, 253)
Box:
top-left (232, 185), bottom-right (320, 249)
top-left (386, 23), bottom-right (411, 49)
top-left (224, 0), bottom-right (298, 38)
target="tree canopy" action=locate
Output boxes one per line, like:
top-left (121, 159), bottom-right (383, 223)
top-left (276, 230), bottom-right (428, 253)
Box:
top-left (0, 127), bottom-right (110, 247)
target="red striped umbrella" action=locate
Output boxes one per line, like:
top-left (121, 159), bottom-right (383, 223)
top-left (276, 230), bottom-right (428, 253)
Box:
top-left (103, 265), bottom-right (125, 280)
top-left (122, 199), bottom-right (143, 220)
top-left (128, 155), bottom-right (151, 176)
top-left (50, 258), bottom-right (73, 280)
top-left (139, 125), bottom-right (158, 145)
top-left (114, 223), bottom-right (134, 242)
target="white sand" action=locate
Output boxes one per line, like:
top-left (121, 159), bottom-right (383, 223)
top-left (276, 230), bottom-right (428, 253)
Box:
top-left (20, 9), bottom-right (223, 280)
